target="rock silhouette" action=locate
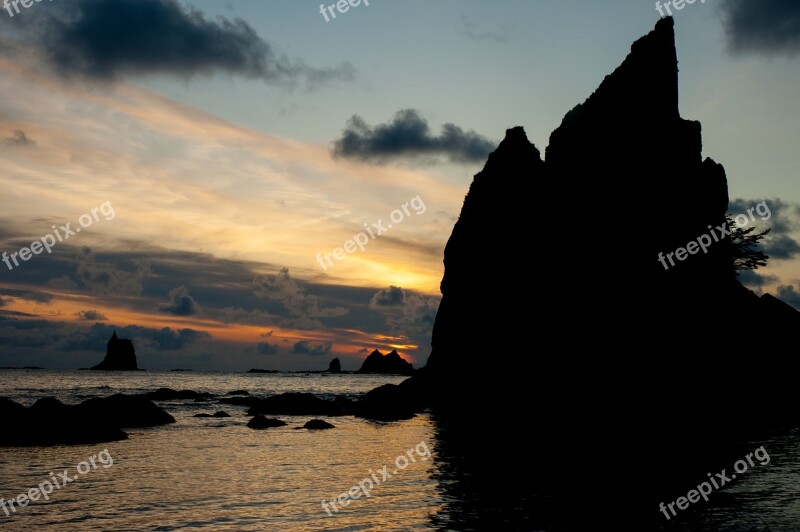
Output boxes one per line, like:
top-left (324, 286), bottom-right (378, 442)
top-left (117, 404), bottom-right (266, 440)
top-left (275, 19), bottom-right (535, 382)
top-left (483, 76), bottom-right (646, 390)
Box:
top-left (0, 394), bottom-right (175, 446)
top-left (247, 415), bottom-right (287, 429)
top-left (426, 16), bottom-right (800, 428)
top-left (327, 357), bottom-right (341, 373)
top-left (194, 411), bottom-right (230, 418)
top-left (355, 381), bottom-right (422, 421)
top-left (142, 388), bottom-right (213, 401)
top-left (357, 349), bottom-right (414, 375)
top-left (301, 419), bottom-right (335, 430)
top-left (245, 392), bottom-right (353, 416)
top-left (366, 17), bottom-right (800, 525)
top-left (91, 331), bottom-right (138, 371)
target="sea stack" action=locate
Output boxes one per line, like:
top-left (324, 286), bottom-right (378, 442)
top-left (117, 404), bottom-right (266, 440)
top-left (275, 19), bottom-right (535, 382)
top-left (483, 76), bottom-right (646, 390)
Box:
top-left (399, 18), bottom-right (800, 509)
top-left (91, 331), bottom-right (139, 371)
top-left (327, 357), bottom-right (342, 373)
top-left (357, 349), bottom-right (414, 375)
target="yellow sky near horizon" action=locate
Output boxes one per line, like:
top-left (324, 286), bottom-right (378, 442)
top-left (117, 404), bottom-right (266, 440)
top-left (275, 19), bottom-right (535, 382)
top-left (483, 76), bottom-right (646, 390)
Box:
top-left (0, 56), bottom-right (462, 296)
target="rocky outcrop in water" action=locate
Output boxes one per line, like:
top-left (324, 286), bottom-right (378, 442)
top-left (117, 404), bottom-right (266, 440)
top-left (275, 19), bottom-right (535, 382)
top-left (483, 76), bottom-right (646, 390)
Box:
top-left (245, 392), bottom-right (353, 416)
top-left (91, 331), bottom-right (138, 371)
top-left (0, 393), bottom-right (175, 446)
top-left (357, 349), bottom-right (414, 375)
top-left (423, 17), bottom-right (800, 428)
top-left (403, 16), bottom-right (800, 525)
top-left (301, 419), bottom-right (335, 430)
top-left (247, 415), bottom-right (287, 429)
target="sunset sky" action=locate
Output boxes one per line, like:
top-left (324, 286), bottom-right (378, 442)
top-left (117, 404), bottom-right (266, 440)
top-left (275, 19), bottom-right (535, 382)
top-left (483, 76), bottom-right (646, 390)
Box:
top-left (1, 0), bottom-right (799, 370)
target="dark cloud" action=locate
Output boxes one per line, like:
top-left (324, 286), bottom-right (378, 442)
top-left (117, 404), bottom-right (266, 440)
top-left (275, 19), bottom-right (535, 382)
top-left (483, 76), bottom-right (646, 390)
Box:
top-left (369, 286), bottom-right (439, 354)
top-left (0, 309), bottom-right (38, 318)
top-left (737, 270), bottom-right (779, 289)
top-left (48, 276), bottom-right (80, 290)
top-left (158, 285), bottom-right (201, 316)
top-left (370, 286), bottom-right (405, 307)
top-left (728, 198), bottom-right (800, 234)
top-left (64, 323), bottom-right (210, 351)
top-left (764, 234), bottom-right (800, 260)
top-left (4, 130), bottom-right (35, 146)
top-left (260, 330), bottom-right (274, 337)
top-left (387, 294), bottom-right (440, 338)
top-left (253, 268), bottom-right (347, 329)
top-left (255, 341), bottom-right (279, 355)
top-left (776, 284), bottom-right (800, 310)
top-left (217, 307), bottom-right (275, 327)
top-left (332, 109), bottom-right (495, 164)
top-left (5, 0), bottom-right (355, 87)
top-left (728, 198), bottom-right (800, 260)
top-left (291, 340), bottom-right (333, 356)
top-left (0, 288), bottom-right (53, 304)
top-left (0, 296), bottom-right (11, 307)
top-left (75, 309), bottom-right (108, 321)
top-left (0, 319), bottom-right (53, 348)
top-left (0, 319), bottom-right (209, 353)
top-left (76, 247), bottom-right (151, 295)
top-left (721, 0), bottom-right (800, 55)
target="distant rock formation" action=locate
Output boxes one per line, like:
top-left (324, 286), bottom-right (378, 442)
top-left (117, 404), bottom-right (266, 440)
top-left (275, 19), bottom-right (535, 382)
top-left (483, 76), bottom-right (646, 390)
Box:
top-left (91, 331), bottom-right (138, 371)
top-left (357, 349), bottom-right (414, 375)
top-left (327, 357), bottom-right (341, 373)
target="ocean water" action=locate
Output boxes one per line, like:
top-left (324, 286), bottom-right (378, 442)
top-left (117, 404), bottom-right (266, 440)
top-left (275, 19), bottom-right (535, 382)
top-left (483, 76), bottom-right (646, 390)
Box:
top-left (1, 370), bottom-right (800, 531)
top-left (0, 370), bottom-right (439, 531)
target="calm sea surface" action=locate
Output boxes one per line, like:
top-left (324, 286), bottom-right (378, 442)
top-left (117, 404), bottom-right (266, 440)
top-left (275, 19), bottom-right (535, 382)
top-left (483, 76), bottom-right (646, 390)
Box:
top-left (1, 370), bottom-right (799, 531)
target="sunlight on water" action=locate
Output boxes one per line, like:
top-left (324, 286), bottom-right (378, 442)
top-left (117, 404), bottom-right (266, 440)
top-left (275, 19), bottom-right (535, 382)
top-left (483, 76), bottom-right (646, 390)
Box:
top-left (0, 371), bottom-right (441, 531)
top-left (2, 370), bottom-right (800, 530)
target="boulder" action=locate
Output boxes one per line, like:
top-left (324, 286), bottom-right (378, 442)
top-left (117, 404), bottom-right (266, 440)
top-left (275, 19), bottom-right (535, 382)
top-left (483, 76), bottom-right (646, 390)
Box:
top-left (77, 394), bottom-right (176, 428)
top-left (142, 388), bottom-right (213, 401)
top-left (247, 415), bottom-right (287, 429)
top-left (301, 419), bottom-right (335, 430)
top-left (0, 397), bottom-right (128, 446)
